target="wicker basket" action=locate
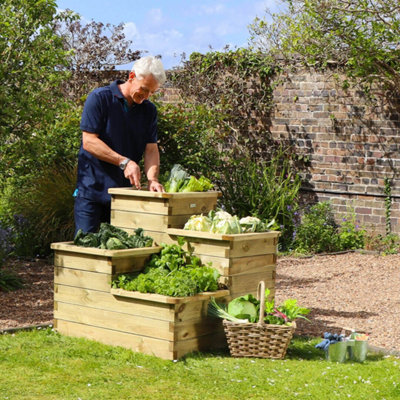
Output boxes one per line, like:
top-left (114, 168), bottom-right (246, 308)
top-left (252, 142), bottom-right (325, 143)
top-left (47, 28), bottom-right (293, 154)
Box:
top-left (223, 281), bottom-right (296, 359)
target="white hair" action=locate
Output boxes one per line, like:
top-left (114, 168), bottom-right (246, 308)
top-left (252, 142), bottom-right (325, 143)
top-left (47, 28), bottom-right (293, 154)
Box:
top-left (132, 56), bottom-right (166, 85)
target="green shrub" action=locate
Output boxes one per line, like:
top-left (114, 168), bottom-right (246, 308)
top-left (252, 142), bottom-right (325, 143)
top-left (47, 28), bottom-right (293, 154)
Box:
top-left (338, 212), bottom-right (366, 251)
top-left (293, 202), bottom-right (366, 254)
top-left (293, 202), bottom-right (340, 254)
top-left (216, 149), bottom-right (302, 250)
top-left (365, 232), bottom-right (400, 255)
top-left (0, 162), bottom-right (76, 257)
top-left (156, 101), bottom-right (225, 177)
top-left (0, 268), bottom-right (23, 292)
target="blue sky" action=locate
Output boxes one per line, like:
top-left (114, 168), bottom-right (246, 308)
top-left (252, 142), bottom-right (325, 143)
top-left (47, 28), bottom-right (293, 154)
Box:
top-left (56, 0), bottom-right (283, 70)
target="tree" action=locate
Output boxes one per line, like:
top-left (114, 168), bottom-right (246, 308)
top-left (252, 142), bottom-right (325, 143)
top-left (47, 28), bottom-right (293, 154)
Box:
top-left (0, 0), bottom-right (71, 181)
top-left (249, 0), bottom-right (400, 95)
top-left (54, 10), bottom-right (141, 100)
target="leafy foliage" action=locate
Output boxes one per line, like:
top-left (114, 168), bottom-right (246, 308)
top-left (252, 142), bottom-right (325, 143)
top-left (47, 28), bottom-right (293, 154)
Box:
top-left (249, 0), bottom-right (400, 94)
top-left (0, 268), bottom-right (23, 292)
top-left (0, 162), bottom-right (77, 256)
top-left (0, 0), bottom-right (71, 182)
top-left (170, 48), bottom-right (279, 161)
top-left (156, 101), bottom-right (225, 177)
top-left (364, 232), bottom-right (400, 255)
top-left (293, 202), bottom-right (366, 254)
top-left (217, 150), bottom-right (301, 249)
top-left (112, 240), bottom-right (220, 297)
top-left (293, 202), bottom-right (340, 254)
top-left (74, 223), bottom-right (153, 249)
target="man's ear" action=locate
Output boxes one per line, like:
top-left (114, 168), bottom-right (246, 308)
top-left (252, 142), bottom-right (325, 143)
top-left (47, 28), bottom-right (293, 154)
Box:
top-left (129, 71), bottom-right (135, 80)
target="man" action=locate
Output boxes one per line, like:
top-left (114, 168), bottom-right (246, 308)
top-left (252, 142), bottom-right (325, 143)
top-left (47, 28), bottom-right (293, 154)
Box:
top-left (74, 56), bottom-right (167, 235)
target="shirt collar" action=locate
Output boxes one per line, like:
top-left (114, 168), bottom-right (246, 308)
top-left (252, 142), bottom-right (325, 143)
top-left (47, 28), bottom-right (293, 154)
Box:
top-left (111, 80), bottom-right (124, 99)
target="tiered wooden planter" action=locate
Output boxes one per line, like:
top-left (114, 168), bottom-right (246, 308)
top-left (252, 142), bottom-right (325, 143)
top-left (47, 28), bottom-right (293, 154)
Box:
top-left (108, 188), bottom-right (221, 245)
top-left (51, 189), bottom-right (280, 359)
top-left (51, 241), bottom-right (229, 360)
top-left (166, 229), bottom-right (279, 300)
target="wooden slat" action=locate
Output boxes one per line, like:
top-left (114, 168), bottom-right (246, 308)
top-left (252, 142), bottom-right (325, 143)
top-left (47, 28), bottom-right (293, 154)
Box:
top-left (229, 239), bottom-right (278, 258)
top-left (221, 271), bottom-right (276, 297)
top-left (111, 210), bottom-right (190, 231)
top-left (54, 251), bottom-right (112, 273)
top-left (173, 317), bottom-right (225, 341)
top-left (111, 195), bottom-right (169, 214)
top-left (54, 302), bottom-right (174, 340)
top-left (111, 255), bottom-right (151, 274)
top-left (54, 319), bottom-right (175, 360)
top-left (166, 197), bottom-right (218, 216)
top-left (198, 254), bottom-right (276, 276)
top-left (167, 228), bottom-right (280, 241)
top-left (54, 284), bottom-right (174, 320)
top-left (54, 251), bottom-right (152, 275)
top-left (223, 287), bottom-right (276, 302)
top-left (172, 330), bottom-right (228, 359)
top-left (54, 267), bottom-right (111, 292)
top-left (110, 288), bottom-right (229, 304)
top-left (51, 242), bottom-right (161, 258)
top-left (108, 188), bottom-right (222, 199)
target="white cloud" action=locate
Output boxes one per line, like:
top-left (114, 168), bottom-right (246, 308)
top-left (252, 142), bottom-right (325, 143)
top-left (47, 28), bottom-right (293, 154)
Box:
top-left (200, 4), bottom-right (225, 15)
top-left (148, 8), bottom-right (163, 25)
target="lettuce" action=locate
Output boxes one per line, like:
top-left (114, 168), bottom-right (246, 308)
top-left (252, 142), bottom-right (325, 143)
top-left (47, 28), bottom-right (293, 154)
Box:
top-left (164, 164), bottom-right (214, 192)
top-left (164, 164), bottom-right (190, 193)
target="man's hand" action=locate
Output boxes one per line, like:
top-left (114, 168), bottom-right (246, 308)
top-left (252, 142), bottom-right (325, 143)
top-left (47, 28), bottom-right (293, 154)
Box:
top-left (148, 179), bottom-right (164, 192)
top-left (124, 160), bottom-right (142, 189)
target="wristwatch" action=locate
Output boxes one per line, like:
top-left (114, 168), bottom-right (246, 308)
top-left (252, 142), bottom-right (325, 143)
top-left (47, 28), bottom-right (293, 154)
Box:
top-left (119, 158), bottom-right (131, 171)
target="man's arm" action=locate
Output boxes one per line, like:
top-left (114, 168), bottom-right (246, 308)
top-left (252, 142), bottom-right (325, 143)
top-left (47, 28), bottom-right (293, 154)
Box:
top-left (82, 131), bottom-right (142, 189)
top-left (144, 143), bottom-right (164, 192)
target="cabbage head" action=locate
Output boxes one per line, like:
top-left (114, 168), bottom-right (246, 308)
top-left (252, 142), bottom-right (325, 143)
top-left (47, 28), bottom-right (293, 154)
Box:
top-left (227, 294), bottom-right (259, 322)
top-left (184, 215), bottom-right (212, 232)
top-left (239, 216), bottom-right (262, 233)
top-left (211, 215), bottom-right (242, 234)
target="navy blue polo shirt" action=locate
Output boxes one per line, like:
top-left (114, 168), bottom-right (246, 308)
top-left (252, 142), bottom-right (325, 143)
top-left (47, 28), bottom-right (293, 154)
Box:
top-left (76, 80), bottom-right (158, 203)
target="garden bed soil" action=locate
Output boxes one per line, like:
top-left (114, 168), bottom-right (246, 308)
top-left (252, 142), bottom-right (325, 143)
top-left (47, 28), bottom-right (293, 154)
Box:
top-left (1, 252), bottom-right (399, 354)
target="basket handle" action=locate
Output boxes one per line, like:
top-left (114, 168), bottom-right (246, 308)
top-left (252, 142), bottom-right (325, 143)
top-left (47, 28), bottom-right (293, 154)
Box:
top-left (257, 280), bottom-right (266, 325)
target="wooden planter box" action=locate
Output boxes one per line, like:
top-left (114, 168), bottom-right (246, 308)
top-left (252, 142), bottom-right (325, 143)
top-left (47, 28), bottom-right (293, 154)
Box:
top-left (51, 241), bottom-right (229, 360)
top-left (108, 188), bottom-right (221, 244)
top-left (166, 229), bottom-right (280, 299)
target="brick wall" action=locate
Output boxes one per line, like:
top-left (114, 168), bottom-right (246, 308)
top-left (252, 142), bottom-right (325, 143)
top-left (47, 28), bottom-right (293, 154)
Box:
top-left (114, 68), bottom-right (400, 234)
top-left (270, 66), bottom-right (400, 233)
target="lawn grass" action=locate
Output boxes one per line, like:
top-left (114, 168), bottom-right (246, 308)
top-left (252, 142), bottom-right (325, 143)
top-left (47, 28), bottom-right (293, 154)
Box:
top-left (0, 327), bottom-right (399, 400)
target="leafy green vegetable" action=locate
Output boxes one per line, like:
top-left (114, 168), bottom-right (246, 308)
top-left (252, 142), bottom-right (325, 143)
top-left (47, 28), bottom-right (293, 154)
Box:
top-left (181, 175), bottom-right (214, 192)
top-left (74, 223), bottom-right (153, 249)
top-left (73, 230), bottom-right (101, 248)
top-left (164, 164), bottom-right (191, 192)
top-left (239, 216), bottom-right (277, 233)
top-left (184, 209), bottom-right (276, 234)
top-left (211, 214), bottom-right (242, 234)
top-left (112, 239), bottom-right (220, 297)
top-left (207, 286), bottom-right (310, 325)
top-left (208, 297), bottom-right (250, 323)
top-left (163, 164), bottom-right (214, 193)
top-left (105, 237), bottom-right (126, 250)
top-left (227, 294), bottom-right (259, 322)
